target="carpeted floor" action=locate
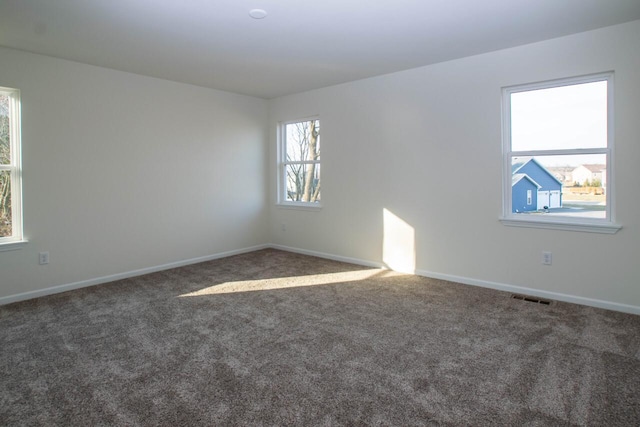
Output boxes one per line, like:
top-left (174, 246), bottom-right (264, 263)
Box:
top-left (1, 249), bottom-right (639, 426)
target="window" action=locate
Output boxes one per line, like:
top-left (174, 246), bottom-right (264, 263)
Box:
top-left (277, 118), bottom-right (321, 207)
top-left (0, 87), bottom-right (24, 249)
top-left (501, 73), bottom-right (620, 233)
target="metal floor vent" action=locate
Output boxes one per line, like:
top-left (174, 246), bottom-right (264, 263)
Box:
top-left (511, 294), bottom-right (552, 305)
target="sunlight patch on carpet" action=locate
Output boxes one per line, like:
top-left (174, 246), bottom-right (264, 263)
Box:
top-left (178, 269), bottom-right (402, 296)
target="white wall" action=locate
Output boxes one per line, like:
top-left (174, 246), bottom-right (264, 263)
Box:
top-left (0, 47), bottom-right (269, 301)
top-left (269, 21), bottom-right (640, 312)
top-left (2, 21), bottom-right (638, 313)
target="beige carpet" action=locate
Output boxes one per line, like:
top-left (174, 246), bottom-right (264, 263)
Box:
top-left (1, 249), bottom-right (639, 426)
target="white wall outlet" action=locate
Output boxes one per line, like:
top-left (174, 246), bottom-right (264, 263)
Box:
top-left (39, 251), bottom-right (50, 265)
top-left (281, 223), bottom-right (286, 232)
top-left (542, 251), bottom-right (552, 265)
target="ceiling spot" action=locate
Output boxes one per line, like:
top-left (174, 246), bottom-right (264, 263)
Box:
top-left (249, 9), bottom-right (267, 20)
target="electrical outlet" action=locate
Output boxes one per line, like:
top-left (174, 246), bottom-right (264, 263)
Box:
top-left (542, 251), bottom-right (552, 265)
top-left (281, 223), bottom-right (286, 232)
top-left (39, 251), bottom-right (50, 265)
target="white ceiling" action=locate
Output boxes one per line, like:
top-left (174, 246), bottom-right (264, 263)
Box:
top-left (1, 0), bottom-right (639, 99)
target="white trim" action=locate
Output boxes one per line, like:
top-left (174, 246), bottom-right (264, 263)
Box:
top-left (271, 245), bottom-right (639, 315)
top-left (269, 244), bottom-right (383, 269)
top-left (501, 72), bottom-right (618, 231)
top-left (0, 239), bottom-right (27, 252)
top-left (3, 244), bottom-right (638, 315)
top-left (276, 202), bottom-right (322, 211)
top-left (499, 217), bottom-right (621, 234)
top-left (0, 87), bottom-right (23, 243)
top-left (606, 72), bottom-right (616, 223)
top-left (513, 148), bottom-right (608, 157)
top-left (278, 115), bottom-right (321, 127)
top-left (505, 71), bottom-right (615, 94)
top-left (413, 268), bottom-right (640, 316)
top-left (276, 116), bottom-right (321, 206)
top-left (0, 244), bottom-right (269, 306)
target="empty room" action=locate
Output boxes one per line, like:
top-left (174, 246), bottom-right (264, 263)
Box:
top-left (1, 1), bottom-right (639, 425)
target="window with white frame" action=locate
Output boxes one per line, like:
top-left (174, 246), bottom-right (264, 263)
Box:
top-left (0, 87), bottom-right (24, 247)
top-left (501, 73), bottom-right (620, 233)
top-left (278, 118), bottom-right (321, 206)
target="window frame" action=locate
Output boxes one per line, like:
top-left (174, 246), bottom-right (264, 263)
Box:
top-left (500, 72), bottom-right (621, 234)
top-left (0, 86), bottom-right (25, 251)
top-left (277, 116), bottom-right (322, 210)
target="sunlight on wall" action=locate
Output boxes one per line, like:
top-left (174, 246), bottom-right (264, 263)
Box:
top-left (178, 269), bottom-right (402, 297)
top-left (383, 208), bottom-right (416, 274)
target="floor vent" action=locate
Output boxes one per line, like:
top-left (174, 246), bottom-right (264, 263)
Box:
top-left (511, 294), bottom-right (552, 305)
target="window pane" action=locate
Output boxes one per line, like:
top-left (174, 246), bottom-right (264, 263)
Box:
top-left (0, 170), bottom-right (11, 237)
top-left (0, 94), bottom-right (10, 165)
top-left (511, 80), bottom-right (607, 151)
top-left (511, 155), bottom-right (606, 219)
top-left (285, 163), bottom-right (321, 202)
top-left (285, 120), bottom-right (320, 162)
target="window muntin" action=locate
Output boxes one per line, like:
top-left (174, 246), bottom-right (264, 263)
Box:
top-left (502, 73), bottom-right (617, 232)
top-left (0, 87), bottom-right (23, 245)
top-left (278, 118), bottom-right (321, 206)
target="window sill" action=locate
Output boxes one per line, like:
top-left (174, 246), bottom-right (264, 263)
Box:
top-left (0, 239), bottom-right (28, 252)
top-left (499, 217), bottom-right (621, 234)
top-left (276, 202), bottom-right (322, 211)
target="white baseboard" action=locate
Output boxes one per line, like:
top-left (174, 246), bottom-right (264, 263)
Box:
top-left (0, 244), bottom-right (269, 306)
top-left (269, 244), bottom-right (384, 269)
top-left (3, 243), bottom-right (639, 316)
top-left (412, 268), bottom-right (640, 316)
top-left (271, 245), bottom-right (640, 316)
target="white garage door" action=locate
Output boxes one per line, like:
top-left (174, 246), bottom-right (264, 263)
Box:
top-left (537, 191), bottom-right (549, 209)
